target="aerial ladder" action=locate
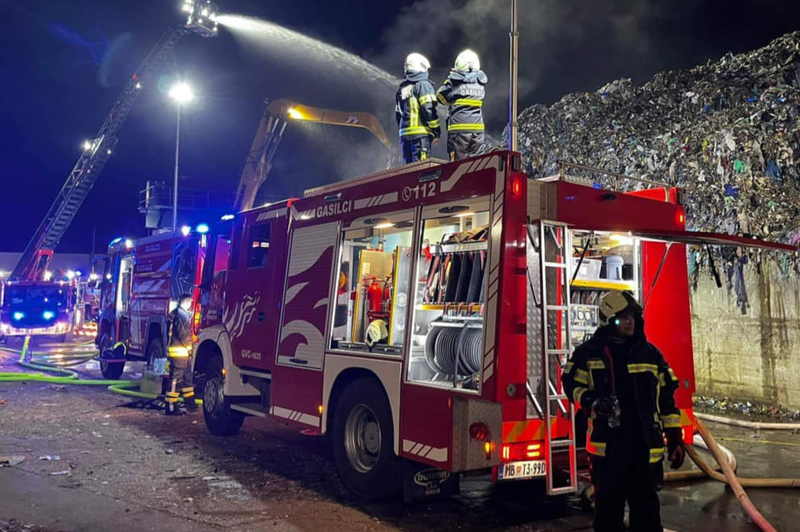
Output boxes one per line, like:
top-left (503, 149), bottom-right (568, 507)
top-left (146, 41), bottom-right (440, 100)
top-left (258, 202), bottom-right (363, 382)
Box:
top-left (10, 0), bottom-right (220, 281)
top-left (233, 99), bottom-right (391, 211)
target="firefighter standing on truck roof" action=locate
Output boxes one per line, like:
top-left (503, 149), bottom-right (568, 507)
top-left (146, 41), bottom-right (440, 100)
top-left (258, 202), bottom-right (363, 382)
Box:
top-left (562, 291), bottom-right (685, 532)
top-left (396, 53), bottom-right (440, 164)
top-left (165, 294), bottom-right (198, 416)
top-left (437, 49), bottom-right (488, 161)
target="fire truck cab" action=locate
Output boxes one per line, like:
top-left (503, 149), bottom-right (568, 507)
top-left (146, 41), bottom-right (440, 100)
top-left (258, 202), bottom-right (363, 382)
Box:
top-left (1, 279), bottom-right (75, 342)
top-left (97, 230), bottom-right (207, 379)
top-left (192, 151), bottom-right (791, 500)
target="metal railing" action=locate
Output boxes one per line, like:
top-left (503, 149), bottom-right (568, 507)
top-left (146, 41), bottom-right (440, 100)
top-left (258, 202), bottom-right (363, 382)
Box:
top-left (540, 161), bottom-right (671, 195)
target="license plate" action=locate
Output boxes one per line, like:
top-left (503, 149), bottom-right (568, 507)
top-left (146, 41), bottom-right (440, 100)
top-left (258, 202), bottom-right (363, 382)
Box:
top-left (498, 460), bottom-right (546, 481)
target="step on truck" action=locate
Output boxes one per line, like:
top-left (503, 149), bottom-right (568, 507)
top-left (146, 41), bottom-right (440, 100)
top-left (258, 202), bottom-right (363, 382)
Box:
top-left (192, 151), bottom-right (792, 500)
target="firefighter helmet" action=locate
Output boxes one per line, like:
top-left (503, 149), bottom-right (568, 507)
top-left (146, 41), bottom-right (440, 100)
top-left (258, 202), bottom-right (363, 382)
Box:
top-left (404, 53), bottom-right (431, 74)
top-left (598, 290), bottom-right (643, 327)
top-left (454, 49), bottom-right (480, 72)
top-left (365, 319), bottom-right (389, 347)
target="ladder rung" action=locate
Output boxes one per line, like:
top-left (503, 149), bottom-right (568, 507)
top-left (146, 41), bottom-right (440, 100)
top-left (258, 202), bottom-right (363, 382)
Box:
top-left (545, 305), bottom-right (569, 311)
top-left (548, 394), bottom-right (568, 401)
top-left (550, 440), bottom-right (574, 449)
top-left (549, 485), bottom-right (578, 495)
top-left (544, 262), bottom-right (566, 268)
top-left (546, 349), bottom-right (571, 355)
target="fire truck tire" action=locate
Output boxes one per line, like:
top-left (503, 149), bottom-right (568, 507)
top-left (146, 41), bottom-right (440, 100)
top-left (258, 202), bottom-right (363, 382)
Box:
top-left (99, 334), bottom-right (125, 380)
top-left (202, 357), bottom-right (244, 436)
top-left (331, 378), bottom-right (401, 500)
top-left (146, 338), bottom-right (165, 363)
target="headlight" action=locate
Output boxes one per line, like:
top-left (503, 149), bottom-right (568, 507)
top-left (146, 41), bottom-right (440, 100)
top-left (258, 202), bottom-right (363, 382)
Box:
top-left (12, 312), bottom-right (24, 321)
top-left (43, 310), bottom-right (55, 320)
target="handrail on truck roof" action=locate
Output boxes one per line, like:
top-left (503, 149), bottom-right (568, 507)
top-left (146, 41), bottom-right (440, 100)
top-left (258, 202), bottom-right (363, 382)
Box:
top-left (303, 159), bottom-right (449, 198)
top-left (540, 161), bottom-right (671, 197)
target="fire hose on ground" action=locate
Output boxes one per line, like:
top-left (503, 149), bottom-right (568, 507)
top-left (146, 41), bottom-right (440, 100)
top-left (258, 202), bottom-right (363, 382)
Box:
top-left (695, 412), bottom-right (800, 431)
top-left (0, 337), bottom-right (194, 402)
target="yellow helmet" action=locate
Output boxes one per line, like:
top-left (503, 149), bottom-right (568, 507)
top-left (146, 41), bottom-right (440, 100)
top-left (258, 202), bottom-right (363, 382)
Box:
top-left (365, 319), bottom-right (389, 347)
top-left (598, 290), bottom-right (643, 327)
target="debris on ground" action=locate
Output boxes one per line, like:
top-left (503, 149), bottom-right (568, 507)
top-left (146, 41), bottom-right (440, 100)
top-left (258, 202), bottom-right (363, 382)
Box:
top-left (38, 455), bottom-right (60, 461)
top-left (694, 395), bottom-right (800, 421)
top-left (518, 31), bottom-right (800, 272)
top-left (0, 456), bottom-right (25, 467)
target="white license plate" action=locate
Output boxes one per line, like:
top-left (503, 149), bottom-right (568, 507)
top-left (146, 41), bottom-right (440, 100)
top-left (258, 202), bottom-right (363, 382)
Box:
top-left (498, 460), bottom-right (546, 481)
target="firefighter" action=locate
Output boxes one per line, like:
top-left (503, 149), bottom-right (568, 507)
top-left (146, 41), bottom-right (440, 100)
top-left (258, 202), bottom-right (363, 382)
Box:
top-left (396, 53), bottom-right (440, 164)
top-left (436, 49), bottom-right (488, 161)
top-left (165, 294), bottom-right (198, 416)
top-left (562, 290), bottom-right (685, 532)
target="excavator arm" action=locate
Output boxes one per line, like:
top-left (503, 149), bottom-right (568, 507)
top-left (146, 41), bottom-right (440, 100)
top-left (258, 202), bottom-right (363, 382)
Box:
top-left (233, 99), bottom-right (390, 212)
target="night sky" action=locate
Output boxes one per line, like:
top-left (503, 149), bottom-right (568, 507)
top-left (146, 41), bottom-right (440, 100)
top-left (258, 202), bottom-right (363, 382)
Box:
top-left (1, 0), bottom-right (799, 254)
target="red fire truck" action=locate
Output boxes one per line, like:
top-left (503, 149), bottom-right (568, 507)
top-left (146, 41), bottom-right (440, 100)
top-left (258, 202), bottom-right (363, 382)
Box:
top-left (191, 151), bottom-right (792, 500)
top-left (96, 231), bottom-right (207, 379)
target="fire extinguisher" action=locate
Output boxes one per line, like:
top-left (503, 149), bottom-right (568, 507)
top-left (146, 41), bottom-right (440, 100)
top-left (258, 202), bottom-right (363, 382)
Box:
top-left (367, 279), bottom-right (383, 314)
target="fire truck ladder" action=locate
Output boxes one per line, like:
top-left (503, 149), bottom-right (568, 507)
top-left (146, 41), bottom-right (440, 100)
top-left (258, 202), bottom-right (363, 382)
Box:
top-left (11, 26), bottom-right (194, 281)
top-left (539, 221), bottom-right (578, 495)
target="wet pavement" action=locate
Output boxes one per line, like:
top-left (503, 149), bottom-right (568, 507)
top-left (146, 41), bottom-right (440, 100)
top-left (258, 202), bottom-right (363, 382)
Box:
top-left (1, 341), bottom-right (799, 532)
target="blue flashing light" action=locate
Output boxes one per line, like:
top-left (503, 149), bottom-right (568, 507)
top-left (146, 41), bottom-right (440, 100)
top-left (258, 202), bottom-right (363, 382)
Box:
top-left (109, 237), bottom-right (123, 246)
top-left (221, 214), bottom-right (235, 221)
top-left (12, 312), bottom-right (24, 321)
top-left (196, 223), bottom-right (210, 234)
top-left (42, 310), bottom-right (55, 320)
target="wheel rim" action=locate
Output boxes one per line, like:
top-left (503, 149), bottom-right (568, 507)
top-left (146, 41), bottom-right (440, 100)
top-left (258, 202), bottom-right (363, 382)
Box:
top-left (344, 404), bottom-right (381, 473)
top-left (205, 376), bottom-right (223, 415)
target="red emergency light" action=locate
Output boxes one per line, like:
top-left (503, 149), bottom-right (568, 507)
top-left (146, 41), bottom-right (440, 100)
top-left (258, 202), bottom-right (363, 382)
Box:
top-left (502, 441), bottom-right (543, 462)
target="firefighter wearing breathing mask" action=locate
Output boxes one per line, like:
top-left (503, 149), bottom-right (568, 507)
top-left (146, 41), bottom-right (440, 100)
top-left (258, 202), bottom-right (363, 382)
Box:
top-left (165, 294), bottom-right (198, 416)
top-left (562, 290), bottom-right (685, 532)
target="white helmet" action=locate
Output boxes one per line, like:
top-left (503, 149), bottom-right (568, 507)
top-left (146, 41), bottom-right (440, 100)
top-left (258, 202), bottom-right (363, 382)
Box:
top-left (598, 290), bottom-right (643, 327)
top-left (365, 319), bottom-right (389, 347)
top-left (404, 53), bottom-right (431, 74)
top-left (454, 49), bottom-right (480, 72)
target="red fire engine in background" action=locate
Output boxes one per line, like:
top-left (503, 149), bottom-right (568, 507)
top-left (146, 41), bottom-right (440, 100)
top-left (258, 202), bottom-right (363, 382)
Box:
top-left (187, 151), bottom-right (791, 500)
top-left (96, 230), bottom-right (207, 379)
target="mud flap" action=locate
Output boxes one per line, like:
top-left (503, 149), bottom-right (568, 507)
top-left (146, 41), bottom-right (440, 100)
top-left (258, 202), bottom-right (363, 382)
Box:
top-left (402, 461), bottom-right (460, 504)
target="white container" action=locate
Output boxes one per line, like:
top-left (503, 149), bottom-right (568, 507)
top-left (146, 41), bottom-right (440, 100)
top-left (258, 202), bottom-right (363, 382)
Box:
top-left (572, 258), bottom-right (602, 280)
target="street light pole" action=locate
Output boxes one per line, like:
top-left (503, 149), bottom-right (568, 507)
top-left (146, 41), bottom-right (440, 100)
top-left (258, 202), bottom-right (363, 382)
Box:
top-left (509, 0), bottom-right (519, 152)
top-left (173, 103), bottom-right (181, 231)
top-left (168, 82), bottom-right (194, 231)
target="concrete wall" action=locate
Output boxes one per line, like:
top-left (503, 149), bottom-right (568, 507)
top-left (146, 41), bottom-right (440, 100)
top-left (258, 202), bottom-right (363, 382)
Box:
top-left (691, 261), bottom-right (800, 409)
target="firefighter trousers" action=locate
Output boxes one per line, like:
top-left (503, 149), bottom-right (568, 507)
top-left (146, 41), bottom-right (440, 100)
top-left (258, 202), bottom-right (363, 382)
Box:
top-left (448, 131), bottom-right (485, 161)
top-left (165, 356), bottom-right (198, 414)
top-left (401, 136), bottom-right (432, 164)
top-left (589, 454), bottom-right (663, 532)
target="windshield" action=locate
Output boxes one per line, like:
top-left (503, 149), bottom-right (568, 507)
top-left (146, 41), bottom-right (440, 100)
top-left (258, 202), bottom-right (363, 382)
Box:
top-left (4, 285), bottom-right (68, 308)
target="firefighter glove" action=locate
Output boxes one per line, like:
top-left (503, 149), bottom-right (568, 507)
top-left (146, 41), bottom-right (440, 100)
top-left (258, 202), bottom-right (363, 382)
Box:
top-left (591, 396), bottom-right (616, 418)
top-left (666, 429), bottom-right (685, 469)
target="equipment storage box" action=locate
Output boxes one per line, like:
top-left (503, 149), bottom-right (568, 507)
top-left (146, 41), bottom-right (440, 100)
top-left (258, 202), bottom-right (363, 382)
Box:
top-left (572, 258), bottom-right (601, 280)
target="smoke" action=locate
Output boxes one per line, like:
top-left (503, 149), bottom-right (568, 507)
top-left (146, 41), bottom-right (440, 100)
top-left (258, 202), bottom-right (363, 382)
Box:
top-left (368, 0), bottom-right (709, 136)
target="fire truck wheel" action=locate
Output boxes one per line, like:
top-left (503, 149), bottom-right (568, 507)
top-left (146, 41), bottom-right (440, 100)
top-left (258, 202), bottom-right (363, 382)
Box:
top-left (202, 357), bottom-right (244, 436)
top-left (99, 334), bottom-right (125, 380)
top-left (332, 378), bottom-right (401, 500)
top-left (146, 338), bottom-right (165, 363)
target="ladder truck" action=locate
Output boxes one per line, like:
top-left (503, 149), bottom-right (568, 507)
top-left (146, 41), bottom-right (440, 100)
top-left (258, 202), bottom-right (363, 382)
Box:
top-left (0, 1), bottom-right (219, 340)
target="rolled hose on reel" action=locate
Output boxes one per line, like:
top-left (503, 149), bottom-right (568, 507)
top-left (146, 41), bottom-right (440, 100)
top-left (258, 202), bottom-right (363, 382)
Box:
top-left (424, 321), bottom-right (483, 377)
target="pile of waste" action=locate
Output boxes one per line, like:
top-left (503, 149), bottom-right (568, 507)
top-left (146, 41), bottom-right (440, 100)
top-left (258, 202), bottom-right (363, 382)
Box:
top-left (518, 31), bottom-right (800, 252)
top-left (694, 395), bottom-right (800, 422)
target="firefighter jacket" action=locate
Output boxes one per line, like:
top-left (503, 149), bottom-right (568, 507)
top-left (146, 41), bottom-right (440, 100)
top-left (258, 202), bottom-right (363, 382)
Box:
top-left (436, 70), bottom-right (488, 134)
top-left (395, 72), bottom-right (441, 141)
top-left (561, 322), bottom-right (682, 463)
top-left (168, 307), bottom-right (193, 358)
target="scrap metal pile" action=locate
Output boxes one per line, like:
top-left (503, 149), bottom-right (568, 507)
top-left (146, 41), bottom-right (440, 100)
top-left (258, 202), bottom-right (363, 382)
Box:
top-left (519, 32), bottom-right (800, 253)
